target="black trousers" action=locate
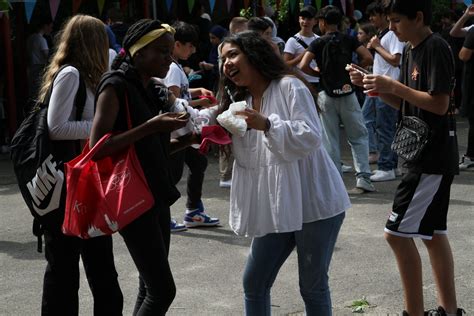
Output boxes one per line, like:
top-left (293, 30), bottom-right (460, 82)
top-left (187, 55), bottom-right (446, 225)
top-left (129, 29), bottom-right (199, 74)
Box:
top-left (467, 116), bottom-right (474, 157)
top-left (119, 205), bottom-right (175, 316)
top-left (42, 227), bottom-right (123, 316)
top-left (169, 147), bottom-right (208, 210)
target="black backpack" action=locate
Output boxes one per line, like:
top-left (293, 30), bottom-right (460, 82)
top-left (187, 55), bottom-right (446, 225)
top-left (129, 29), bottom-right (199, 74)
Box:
top-left (320, 32), bottom-right (354, 97)
top-left (10, 65), bottom-right (86, 252)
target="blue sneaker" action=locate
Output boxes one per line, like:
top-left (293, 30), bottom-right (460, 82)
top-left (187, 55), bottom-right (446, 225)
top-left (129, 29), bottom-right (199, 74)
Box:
top-left (170, 219), bottom-right (187, 232)
top-left (183, 207), bottom-right (220, 228)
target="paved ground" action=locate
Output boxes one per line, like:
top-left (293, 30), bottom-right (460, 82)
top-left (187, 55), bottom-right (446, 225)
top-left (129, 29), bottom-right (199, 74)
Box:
top-left (0, 116), bottom-right (473, 316)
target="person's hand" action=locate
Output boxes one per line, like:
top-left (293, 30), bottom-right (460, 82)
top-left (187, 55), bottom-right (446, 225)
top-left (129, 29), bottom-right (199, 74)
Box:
top-left (234, 108), bottom-right (268, 131)
top-left (362, 74), bottom-right (394, 94)
top-left (347, 65), bottom-right (364, 87)
top-left (146, 112), bottom-right (189, 133)
top-left (367, 35), bottom-right (381, 50)
top-left (198, 88), bottom-right (214, 97)
top-left (463, 4), bottom-right (474, 18)
top-left (199, 61), bottom-right (214, 71)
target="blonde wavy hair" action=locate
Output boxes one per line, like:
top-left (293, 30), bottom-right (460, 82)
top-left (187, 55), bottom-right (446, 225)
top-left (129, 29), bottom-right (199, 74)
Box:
top-left (37, 15), bottom-right (109, 102)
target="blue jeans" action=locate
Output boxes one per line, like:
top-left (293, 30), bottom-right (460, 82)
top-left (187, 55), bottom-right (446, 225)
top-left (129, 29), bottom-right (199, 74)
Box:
top-left (361, 96), bottom-right (377, 153)
top-left (376, 100), bottom-right (398, 170)
top-left (318, 91), bottom-right (371, 179)
top-left (362, 96), bottom-right (399, 170)
top-left (243, 213), bottom-right (345, 316)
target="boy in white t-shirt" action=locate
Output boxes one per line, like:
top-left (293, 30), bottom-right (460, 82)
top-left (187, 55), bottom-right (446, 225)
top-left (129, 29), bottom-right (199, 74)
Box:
top-left (164, 21), bottom-right (219, 232)
top-left (283, 5), bottom-right (320, 89)
top-left (362, 2), bottom-right (405, 182)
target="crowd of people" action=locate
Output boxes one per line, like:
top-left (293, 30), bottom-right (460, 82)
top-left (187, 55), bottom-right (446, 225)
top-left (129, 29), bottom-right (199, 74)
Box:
top-left (19, 0), bottom-right (473, 315)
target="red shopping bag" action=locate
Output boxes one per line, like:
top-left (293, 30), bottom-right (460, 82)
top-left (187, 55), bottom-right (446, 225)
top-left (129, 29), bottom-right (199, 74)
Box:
top-left (62, 95), bottom-right (154, 238)
top-left (62, 134), bottom-right (154, 238)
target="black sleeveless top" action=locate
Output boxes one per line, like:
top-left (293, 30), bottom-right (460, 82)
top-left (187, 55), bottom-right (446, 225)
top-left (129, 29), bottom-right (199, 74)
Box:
top-left (96, 63), bottom-right (180, 208)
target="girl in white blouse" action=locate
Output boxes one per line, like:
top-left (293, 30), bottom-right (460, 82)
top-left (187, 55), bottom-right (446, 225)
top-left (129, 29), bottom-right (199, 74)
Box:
top-left (218, 31), bottom-right (350, 316)
top-left (36, 15), bottom-right (123, 315)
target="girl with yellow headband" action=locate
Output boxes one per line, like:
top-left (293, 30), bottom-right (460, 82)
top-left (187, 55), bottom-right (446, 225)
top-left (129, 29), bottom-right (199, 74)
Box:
top-left (89, 19), bottom-right (192, 315)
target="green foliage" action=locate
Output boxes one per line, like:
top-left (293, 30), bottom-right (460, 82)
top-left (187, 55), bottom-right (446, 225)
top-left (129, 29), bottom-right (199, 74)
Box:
top-left (346, 297), bottom-right (376, 313)
top-left (267, 0), bottom-right (289, 23)
top-left (0, 0), bottom-right (10, 13)
top-left (240, 7), bottom-right (252, 19)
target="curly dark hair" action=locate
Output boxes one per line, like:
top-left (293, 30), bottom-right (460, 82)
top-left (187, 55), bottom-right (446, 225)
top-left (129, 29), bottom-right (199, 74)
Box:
top-left (218, 31), bottom-right (319, 112)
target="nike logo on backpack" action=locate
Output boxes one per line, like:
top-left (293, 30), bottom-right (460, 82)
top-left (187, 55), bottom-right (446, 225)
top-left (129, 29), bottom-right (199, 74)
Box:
top-left (26, 154), bottom-right (64, 216)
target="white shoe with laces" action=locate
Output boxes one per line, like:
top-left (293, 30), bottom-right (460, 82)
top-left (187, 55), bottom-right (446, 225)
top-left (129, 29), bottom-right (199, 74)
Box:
top-left (370, 169), bottom-right (396, 182)
top-left (219, 179), bottom-right (232, 188)
top-left (459, 156), bottom-right (474, 170)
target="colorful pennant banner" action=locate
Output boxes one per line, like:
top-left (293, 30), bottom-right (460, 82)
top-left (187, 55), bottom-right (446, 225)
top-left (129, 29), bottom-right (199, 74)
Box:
top-left (49, 0), bottom-right (59, 20)
top-left (187, 0), bottom-right (195, 13)
top-left (166, 0), bottom-right (172, 12)
top-left (289, 0), bottom-right (298, 14)
top-left (97, 0), bottom-right (105, 15)
top-left (341, 0), bottom-right (346, 13)
top-left (24, 0), bottom-right (36, 23)
top-left (304, 0), bottom-right (312, 5)
top-left (226, 0), bottom-right (232, 12)
top-left (315, 0), bottom-right (321, 9)
top-left (209, 0), bottom-right (216, 14)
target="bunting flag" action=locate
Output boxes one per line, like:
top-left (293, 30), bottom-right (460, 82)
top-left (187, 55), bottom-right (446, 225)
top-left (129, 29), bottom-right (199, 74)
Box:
top-left (120, 0), bottom-right (128, 10)
top-left (243, 0), bottom-right (249, 8)
top-left (315, 0), bottom-right (321, 9)
top-left (465, 0), bottom-right (472, 4)
top-left (166, 0), bottom-right (172, 12)
top-left (304, 0), bottom-right (312, 5)
top-left (187, 0), bottom-right (194, 13)
top-left (289, 0), bottom-right (298, 14)
top-left (226, 0), bottom-right (232, 12)
top-left (209, 0), bottom-right (216, 13)
top-left (72, 0), bottom-right (82, 14)
top-left (24, 0), bottom-right (36, 24)
top-left (97, 0), bottom-right (105, 15)
top-left (341, 0), bottom-right (346, 13)
top-left (49, 0), bottom-right (59, 20)
top-left (328, 0), bottom-right (333, 4)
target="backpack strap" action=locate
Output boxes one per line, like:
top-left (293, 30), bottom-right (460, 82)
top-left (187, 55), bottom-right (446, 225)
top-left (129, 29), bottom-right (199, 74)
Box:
top-left (293, 35), bottom-right (309, 49)
top-left (378, 28), bottom-right (389, 40)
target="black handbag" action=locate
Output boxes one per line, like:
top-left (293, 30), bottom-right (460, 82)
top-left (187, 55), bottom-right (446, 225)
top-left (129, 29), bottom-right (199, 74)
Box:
top-left (391, 114), bottom-right (430, 162)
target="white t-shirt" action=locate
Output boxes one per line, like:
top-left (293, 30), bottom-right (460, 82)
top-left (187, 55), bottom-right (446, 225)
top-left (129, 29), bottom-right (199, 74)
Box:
top-left (284, 33), bottom-right (320, 83)
top-left (463, 25), bottom-right (474, 32)
top-left (47, 66), bottom-right (94, 140)
top-left (26, 33), bottom-right (49, 65)
top-left (164, 61), bottom-right (191, 101)
top-left (373, 30), bottom-right (404, 79)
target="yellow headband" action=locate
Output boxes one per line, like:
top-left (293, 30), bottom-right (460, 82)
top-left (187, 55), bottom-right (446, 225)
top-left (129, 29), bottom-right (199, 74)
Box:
top-left (129, 24), bottom-right (175, 57)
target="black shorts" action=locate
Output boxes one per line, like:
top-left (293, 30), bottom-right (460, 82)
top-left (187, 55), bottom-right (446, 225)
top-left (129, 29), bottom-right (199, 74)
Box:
top-left (384, 172), bottom-right (454, 240)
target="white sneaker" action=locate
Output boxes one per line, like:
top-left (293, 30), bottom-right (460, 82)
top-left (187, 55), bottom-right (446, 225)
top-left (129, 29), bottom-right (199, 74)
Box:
top-left (370, 169), bottom-right (396, 182)
top-left (459, 156), bottom-right (474, 170)
top-left (356, 177), bottom-right (375, 192)
top-left (219, 179), bottom-right (232, 188)
top-left (341, 164), bottom-right (353, 173)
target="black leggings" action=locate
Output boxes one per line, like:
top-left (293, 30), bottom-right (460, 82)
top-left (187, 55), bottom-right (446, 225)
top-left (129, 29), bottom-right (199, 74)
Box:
top-left (42, 228), bottom-right (123, 316)
top-left (119, 205), bottom-right (175, 316)
top-left (466, 116), bottom-right (474, 157)
top-left (169, 147), bottom-right (208, 210)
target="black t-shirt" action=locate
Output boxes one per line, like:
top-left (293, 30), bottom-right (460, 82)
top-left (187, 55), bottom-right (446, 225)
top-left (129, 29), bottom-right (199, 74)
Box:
top-left (400, 33), bottom-right (459, 175)
top-left (308, 31), bottom-right (361, 96)
top-left (461, 28), bottom-right (474, 117)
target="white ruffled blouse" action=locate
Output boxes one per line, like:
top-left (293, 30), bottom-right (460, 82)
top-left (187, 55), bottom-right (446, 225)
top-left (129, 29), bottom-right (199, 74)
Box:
top-left (228, 76), bottom-right (351, 237)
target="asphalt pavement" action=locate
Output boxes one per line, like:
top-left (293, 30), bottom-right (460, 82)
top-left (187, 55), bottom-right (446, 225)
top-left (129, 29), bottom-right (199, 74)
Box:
top-left (0, 116), bottom-right (472, 316)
